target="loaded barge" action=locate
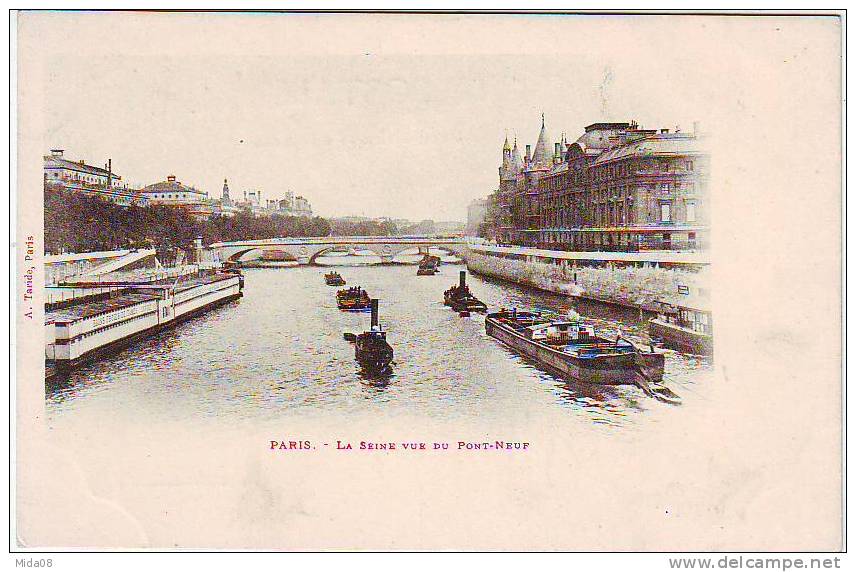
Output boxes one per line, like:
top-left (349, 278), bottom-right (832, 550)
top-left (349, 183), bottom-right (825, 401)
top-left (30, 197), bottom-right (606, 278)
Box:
top-left (485, 309), bottom-right (678, 402)
top-left (46, 270), bottom-right (243, 376)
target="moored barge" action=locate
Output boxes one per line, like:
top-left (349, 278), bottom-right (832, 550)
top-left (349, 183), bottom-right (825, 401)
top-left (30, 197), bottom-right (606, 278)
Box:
top-left (46, 270), bottom-right (243, 374)
top-left (486, 308), bottom-right (674, 400)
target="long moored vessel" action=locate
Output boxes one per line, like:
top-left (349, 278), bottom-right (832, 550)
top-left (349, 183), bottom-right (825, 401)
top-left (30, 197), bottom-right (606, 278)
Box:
top-left (46, 270), bottom-right (243, 374)
top-left (486, 308), bottom-right (676, 401)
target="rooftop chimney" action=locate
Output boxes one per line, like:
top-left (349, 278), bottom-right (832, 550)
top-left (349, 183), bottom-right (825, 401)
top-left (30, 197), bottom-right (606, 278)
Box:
top-left (50, 149), bottom-right (63, 157)
top-left (167, 175), bottom-right (176, 182)
top-left (660, 129), bottom-right (669, 134)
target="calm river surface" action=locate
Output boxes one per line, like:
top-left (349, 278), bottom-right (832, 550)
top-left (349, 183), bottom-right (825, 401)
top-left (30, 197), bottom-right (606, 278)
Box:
top-left (46, 260), bottom-right (712, 432)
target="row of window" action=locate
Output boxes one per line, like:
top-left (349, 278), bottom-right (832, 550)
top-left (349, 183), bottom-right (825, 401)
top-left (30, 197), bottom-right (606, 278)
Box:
top-left (538, 199), bottom-right (698, 227)
top-left (47, 170), bottom-right (123, 186)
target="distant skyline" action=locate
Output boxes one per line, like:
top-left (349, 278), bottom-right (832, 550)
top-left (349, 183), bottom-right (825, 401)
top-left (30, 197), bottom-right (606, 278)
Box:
top-left (29, 12), bottom-right (711, 220)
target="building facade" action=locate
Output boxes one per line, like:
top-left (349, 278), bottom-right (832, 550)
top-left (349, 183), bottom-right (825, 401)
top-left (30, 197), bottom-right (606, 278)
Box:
top-left (485, 118), bottom-right (709, 251)
top-left (293, 195), bottom-right (313, 217)
top-left (43, 149), bottom-right (148, 207)
top-left (141, 175), bottom-right (215, 221)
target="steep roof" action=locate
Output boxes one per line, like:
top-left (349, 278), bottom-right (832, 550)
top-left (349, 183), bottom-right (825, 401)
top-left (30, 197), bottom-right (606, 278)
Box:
top-left (592, 133), bottom-right (702, 165)
top-left (44, 155), bottom-right (116, 178)
top-left (530, 114), bottom-right (552, 169)
top-left (511, 138), bottom-right (524, 172)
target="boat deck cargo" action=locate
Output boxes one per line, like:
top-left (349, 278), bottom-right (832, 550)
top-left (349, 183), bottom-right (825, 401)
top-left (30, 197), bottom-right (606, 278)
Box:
top-left (46, 271), bottom-right (242, 372)
top-left (485, 308), bottom-right (671, 397)
top-left (325, 271), bottom-right (346, 286)
top-left (417, 254), bottom-right (440, 275)
top-left (337, 286), bottom-right (372, 311)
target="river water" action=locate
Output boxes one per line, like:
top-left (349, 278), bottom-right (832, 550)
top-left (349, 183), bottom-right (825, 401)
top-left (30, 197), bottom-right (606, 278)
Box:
top-left (46, 259), bottom-right (713, 433)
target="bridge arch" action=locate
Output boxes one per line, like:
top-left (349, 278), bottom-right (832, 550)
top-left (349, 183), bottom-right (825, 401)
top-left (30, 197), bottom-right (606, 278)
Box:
top-left (211, 237), bottom-right (472, 266)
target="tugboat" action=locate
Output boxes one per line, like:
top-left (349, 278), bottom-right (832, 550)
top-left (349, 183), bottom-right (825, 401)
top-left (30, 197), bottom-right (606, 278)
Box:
top-left (345, 299), bottom-right (394, 374)
top-left (336, 286), bottom-right (372, 311)
top-left (416, 254), bottom-right (441, 276)
top-left (444, 270), bottom-right (487, 314)
top-left (325, 271), bottom-right (346, 286)
top-left (485, 308), bottom-right (678, 403)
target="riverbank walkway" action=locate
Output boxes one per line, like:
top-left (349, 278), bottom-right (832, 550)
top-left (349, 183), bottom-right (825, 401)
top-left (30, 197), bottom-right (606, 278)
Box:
top-left (470, 245), bottom-right (709, 269)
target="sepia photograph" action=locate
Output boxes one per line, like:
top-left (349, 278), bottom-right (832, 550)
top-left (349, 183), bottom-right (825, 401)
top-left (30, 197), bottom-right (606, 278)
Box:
top-left (10, 6), bottom-right (846, 561)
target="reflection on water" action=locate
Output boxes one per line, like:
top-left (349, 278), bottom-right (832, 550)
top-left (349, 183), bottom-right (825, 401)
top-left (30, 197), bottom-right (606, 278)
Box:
top-left (46, 260), bottom-right (712, 430)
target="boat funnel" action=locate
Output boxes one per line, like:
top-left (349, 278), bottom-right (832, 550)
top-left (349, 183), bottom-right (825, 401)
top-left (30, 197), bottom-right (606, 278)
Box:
top-left (371, 299), bottom-right (379, 329)
top-left (459, 270), bottom-right (466, 289)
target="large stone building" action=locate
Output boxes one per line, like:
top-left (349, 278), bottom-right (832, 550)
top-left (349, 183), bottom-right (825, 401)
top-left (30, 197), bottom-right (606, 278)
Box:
top-left (43, 149), bottom-right (148, 207)
top-left (485, 117), bottom-right (709, 251)
top-left (233, 188), bottom-right (312, 217)
top-left (293, 195), bottom-right (313, 217)
top-left (140, 175), bottom-right (215, 221)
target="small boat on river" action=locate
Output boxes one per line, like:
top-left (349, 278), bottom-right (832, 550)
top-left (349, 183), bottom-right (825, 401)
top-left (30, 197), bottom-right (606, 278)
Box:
top-left (417, 254), bottom-right (441, 276)
top-left (325, 271), bottom-right (346, 286)
top-left (444, 270), bottom-right (487, 314)
top-left (337, 286), bottom-right (372, 311)
top-left (485, 308), bottom-right (678, 402)
top-left (345, 299), bottom-right (394, 374)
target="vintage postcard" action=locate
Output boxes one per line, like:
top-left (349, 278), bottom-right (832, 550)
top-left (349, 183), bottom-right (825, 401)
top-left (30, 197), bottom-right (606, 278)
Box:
top-left (11, 9), bottom-right (844, 555)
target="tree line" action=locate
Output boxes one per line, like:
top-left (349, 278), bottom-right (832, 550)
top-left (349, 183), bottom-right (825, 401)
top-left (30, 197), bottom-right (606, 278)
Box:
top-left (44, 187), bottom-right (400, 257)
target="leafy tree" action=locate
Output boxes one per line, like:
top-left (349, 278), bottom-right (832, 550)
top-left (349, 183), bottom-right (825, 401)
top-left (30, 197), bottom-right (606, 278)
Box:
top-left (44, 185), bottom-right (340, 255)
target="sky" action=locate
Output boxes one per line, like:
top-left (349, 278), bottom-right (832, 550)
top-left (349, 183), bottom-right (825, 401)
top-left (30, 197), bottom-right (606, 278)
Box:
top-left (24, 12), bottom-right (754, 220)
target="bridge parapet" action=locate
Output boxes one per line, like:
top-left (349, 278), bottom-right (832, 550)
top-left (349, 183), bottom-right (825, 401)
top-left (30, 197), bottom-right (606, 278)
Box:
top-left (209, 236), bottom-right (470, 264)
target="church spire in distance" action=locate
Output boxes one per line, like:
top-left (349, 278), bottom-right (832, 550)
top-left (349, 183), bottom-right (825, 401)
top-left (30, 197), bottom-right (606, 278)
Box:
top-left (222, 178), bottom-right (232, 206)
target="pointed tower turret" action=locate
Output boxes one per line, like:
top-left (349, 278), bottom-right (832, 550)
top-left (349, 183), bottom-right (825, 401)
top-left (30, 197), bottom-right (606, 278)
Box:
top-left (499, 133), bottom-right (515, 181)
top-left (530, 113), bottom-right (551, 169)
top-left (511, 136), bottom-right (523, 174)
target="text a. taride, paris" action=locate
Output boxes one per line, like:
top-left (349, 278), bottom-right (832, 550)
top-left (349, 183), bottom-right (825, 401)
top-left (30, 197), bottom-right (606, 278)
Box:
top-left (23, 235), bottom-right (35, 319)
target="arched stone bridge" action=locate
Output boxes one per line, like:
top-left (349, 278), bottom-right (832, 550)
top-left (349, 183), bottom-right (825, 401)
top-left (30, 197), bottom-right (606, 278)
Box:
top-left (209, 236), bottom-right (470, 265)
